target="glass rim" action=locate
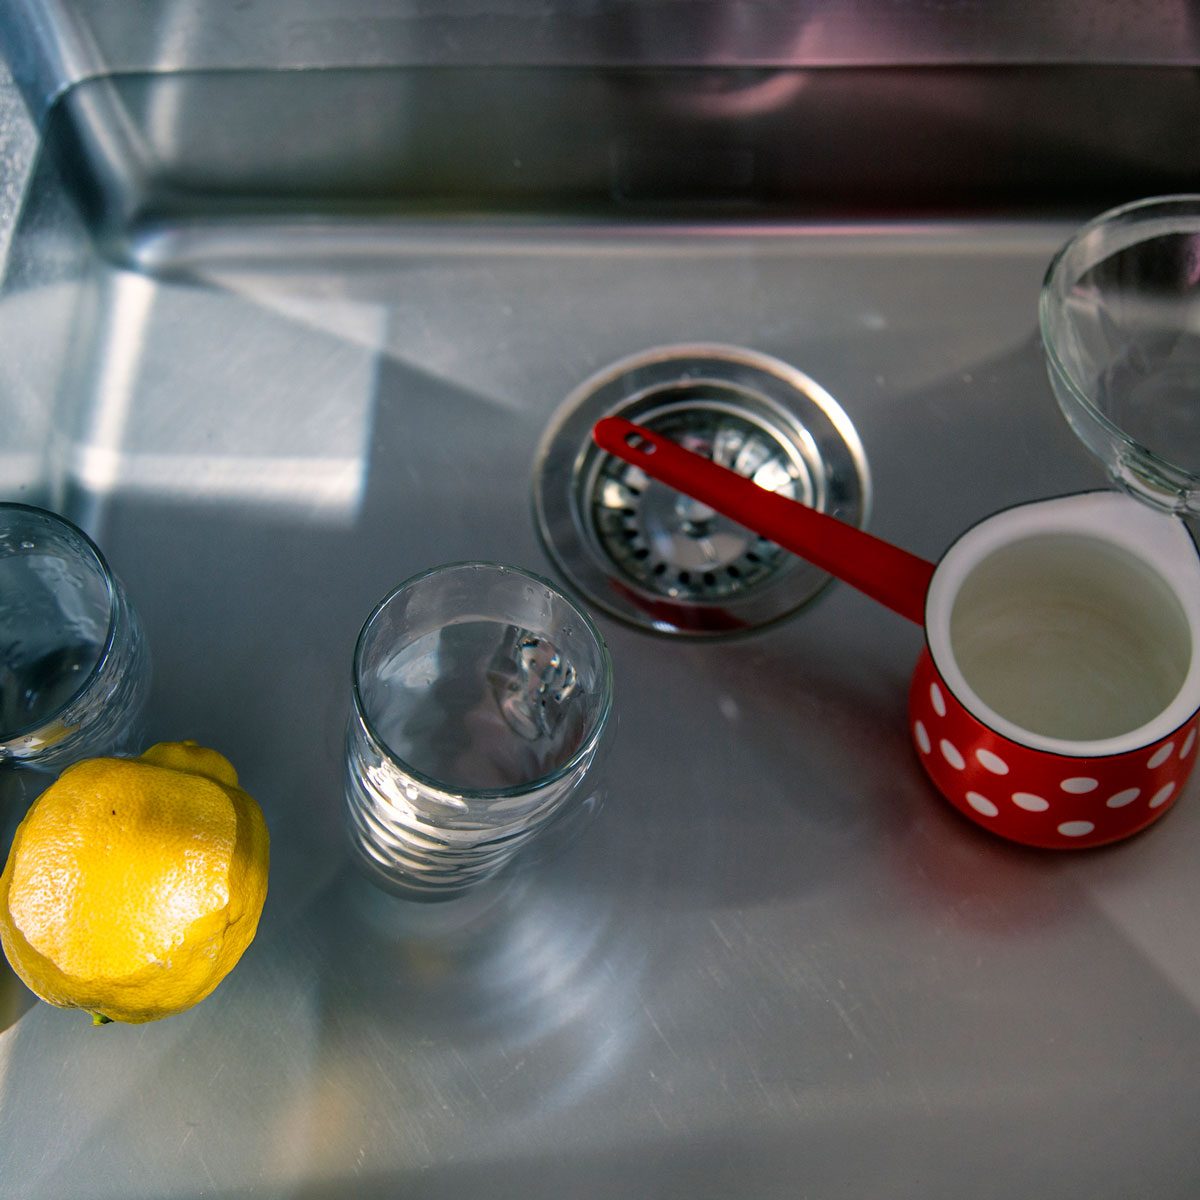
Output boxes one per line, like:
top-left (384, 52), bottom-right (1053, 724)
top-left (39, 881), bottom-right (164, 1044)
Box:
top-left (0, 502), bottom-right (121, 743)
top-left (1038, 194), bottom-right (1200, 487)
top-left (350, 560), bottom-right (614, 800)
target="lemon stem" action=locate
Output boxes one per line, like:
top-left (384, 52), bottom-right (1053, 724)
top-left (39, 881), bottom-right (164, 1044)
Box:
top-left (91, 1012), bottom-right (113, 1026)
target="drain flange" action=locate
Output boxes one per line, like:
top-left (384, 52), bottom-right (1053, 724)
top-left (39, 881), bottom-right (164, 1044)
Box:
top-left (533, 344), bottom-right (870, 636)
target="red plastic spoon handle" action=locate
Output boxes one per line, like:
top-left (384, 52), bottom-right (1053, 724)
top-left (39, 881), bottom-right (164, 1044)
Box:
top-left (593, 416), bottom-right (935, 625)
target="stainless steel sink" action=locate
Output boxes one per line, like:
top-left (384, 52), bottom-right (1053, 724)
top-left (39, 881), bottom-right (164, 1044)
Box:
top-left (3, 9), bottom-right (1200, 1198)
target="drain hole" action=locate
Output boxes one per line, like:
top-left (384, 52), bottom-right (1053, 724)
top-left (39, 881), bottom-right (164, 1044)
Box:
top-left (590, 404), bottom-right (804, 604)
top-left (533, 344), bottom-right (870, 637)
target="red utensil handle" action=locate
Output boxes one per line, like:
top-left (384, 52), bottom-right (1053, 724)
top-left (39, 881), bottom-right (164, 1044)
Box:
top-left (592, 416), bottom-right (934, 625)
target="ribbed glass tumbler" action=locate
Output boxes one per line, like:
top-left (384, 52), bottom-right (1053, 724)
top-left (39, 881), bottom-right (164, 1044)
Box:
top-left (344, 562), bottom-right (613, 898)
top-left (0, 503), bottom-right (150, 770)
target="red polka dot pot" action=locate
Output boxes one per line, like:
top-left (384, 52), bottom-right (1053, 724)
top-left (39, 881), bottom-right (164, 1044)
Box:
top-left (911, 651), bottom-right (1198, 848)
top-left (913, 492), bottom-right (1200, 849)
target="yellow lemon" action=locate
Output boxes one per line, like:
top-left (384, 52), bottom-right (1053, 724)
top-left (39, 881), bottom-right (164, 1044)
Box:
top-left (0, 741), bottom-right (269, 1024)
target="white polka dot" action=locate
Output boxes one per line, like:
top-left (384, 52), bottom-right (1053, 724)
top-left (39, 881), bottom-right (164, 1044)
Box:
top-left (1150, 782), bottom-right (1176, 809)
top-left (929, 683), bottom-right (947, 718)
top-left (1057, 820), bottom-right (1095, 838)
top-left (939, 739), bottom-right (965, 770)
top-left (1060, 777), bottom-right (1099, 794)
top-left (1148, 742), bottom-right (1175, 770)
top-left (1182, 729), bottom-right (1196, 759)
top-left (1106, 788), bottom-right (1141, 809)
top-left (1012, 792), bottom-right (1049, 812)
top-left (914, 721), bottom-right (931, 754)
top-left (966, 791), bottom-right (999, 817)
top-left (975, 748), bottom-right (1009, 775)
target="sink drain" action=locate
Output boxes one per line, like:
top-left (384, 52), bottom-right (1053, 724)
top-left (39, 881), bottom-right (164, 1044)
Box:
top-left (533, 344), bottom-right (870, 636)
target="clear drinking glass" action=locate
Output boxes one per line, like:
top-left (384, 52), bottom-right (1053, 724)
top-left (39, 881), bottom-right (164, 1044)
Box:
top-left (1040, 194), bottom-right (1200, 514)
top-left (344, 562), bottom-right (614, 898)
top-left (0, 504), bottom-right (150, 770)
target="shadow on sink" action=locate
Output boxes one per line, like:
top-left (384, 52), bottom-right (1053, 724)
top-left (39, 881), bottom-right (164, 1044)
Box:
top-left (38, 65), bottom-right (1200, 260)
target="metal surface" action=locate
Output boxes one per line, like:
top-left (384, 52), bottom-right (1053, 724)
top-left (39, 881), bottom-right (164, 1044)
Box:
top-left (534, 344), bottom-right (869, 634)
top-left (20, 67), bottom-right (1200, 245)
top-left (2, 49), bottom-right (1200, 1200)
top-left (4, 0), bottom-right (1200, 122)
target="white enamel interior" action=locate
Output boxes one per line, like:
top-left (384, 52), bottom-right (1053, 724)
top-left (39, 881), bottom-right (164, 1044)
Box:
top-left (925, 492), bottom-right (1200, 756)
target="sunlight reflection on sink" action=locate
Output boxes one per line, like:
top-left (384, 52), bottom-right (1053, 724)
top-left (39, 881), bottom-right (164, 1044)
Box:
top-left (62, 267), bottom-right (380, 523)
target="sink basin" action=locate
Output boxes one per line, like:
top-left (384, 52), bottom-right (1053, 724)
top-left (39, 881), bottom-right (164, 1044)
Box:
top-left (3, 52), bottom-right (1200, 1200)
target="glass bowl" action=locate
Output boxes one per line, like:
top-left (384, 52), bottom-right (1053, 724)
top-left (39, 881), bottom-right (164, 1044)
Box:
top-left (1041, 195), bottom-right (1200, 514)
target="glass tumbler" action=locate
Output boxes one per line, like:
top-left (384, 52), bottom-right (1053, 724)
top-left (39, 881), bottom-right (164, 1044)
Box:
top-left (344, 562), bottom-right (614, 898)
top-left (1040, 194), bottom-right (1200, 514)
top-left (0, 504), bottom-right (150, 770)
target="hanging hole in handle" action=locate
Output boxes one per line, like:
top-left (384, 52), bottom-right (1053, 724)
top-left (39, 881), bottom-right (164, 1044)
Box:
top-left (625, 431), bottom-right (657, 454)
